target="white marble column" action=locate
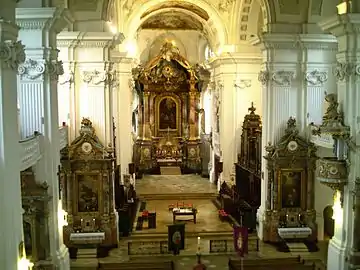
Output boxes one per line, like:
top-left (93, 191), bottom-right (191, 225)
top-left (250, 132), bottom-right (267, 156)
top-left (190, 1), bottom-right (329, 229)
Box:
top-left (0, 1), bottom-right (26, 269)
top-left (320, 13), bottom-right (360, 270)
top-left (16, 7), bottom-right (72, 269)
top-left (112, 53), bottom-right (136, 183)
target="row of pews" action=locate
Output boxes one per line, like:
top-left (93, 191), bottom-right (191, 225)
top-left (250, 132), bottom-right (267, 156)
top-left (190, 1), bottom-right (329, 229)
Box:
top-left (229, 257), bottom-right (321, 270)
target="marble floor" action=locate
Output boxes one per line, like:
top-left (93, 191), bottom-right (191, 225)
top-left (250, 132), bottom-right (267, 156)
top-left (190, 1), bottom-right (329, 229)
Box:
top-left (136, 174), bottom-right (217, 195)
top-left (132, 199), bottom-right (233, 234)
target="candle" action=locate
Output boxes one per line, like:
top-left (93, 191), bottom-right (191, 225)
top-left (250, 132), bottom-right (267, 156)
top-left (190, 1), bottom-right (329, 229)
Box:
top-left (80, 218), bottom-right (83, 227)
top-left (197, 236), bottom-right (201, 246)
top-left (93, 218), bottom-right (96, 227)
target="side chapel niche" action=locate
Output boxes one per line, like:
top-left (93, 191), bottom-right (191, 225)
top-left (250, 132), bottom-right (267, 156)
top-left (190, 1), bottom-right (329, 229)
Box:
top-left (132, 42), bottom-right (209, 174)
top-left (21, 169), bottom-right (52, 269)
top-left (263, 118), bottom-right (317, 242)
top-left (59, 118), bottom-right (117, 248)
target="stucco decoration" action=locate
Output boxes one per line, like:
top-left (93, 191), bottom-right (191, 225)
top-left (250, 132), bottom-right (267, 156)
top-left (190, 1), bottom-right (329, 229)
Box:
top-left (141, 10), bottom-right (203, 30)
top-left (141, 1), bottom-right (209, 21)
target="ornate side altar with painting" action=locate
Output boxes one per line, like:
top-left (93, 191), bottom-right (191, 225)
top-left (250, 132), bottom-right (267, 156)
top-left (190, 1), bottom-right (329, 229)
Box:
top-left (132, 42), bottom-right (209, 173)
top-left (59, 118), bottom-right (117, 249)
top-left (262, 118), bottom-right (317, 243)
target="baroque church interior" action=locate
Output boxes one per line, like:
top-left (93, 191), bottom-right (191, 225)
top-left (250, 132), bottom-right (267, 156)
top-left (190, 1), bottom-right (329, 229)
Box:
top-left (1, 0), bottom-right (360, 269)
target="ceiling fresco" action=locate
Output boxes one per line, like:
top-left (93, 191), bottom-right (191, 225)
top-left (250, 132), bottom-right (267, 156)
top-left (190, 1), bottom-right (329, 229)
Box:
top-left (141, 1), bottom-right (210, 21)
top-left (141, 11), bottom-right (204, 30)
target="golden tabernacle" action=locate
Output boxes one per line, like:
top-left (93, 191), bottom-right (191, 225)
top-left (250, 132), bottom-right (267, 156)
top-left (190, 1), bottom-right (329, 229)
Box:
top-left (59, 118), bottom-right (118, 249)
top-left (132, 42), bottom-right (209, 173)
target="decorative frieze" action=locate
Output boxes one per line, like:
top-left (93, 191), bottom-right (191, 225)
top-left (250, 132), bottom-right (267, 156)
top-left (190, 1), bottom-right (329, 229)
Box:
top-left (0, 40), bottom-right (26, 70)
top-left (18, 58), bottom-right (64, 80)
top-left (258, 70), bottom-right (295, 86)
top-left (305, 70), bottom-right (328, 86)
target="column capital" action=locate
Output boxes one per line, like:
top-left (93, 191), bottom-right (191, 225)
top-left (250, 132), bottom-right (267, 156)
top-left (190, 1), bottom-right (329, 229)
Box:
top-left (258, 69), bottom-right (295, 87)
top-left (0, 23), bottom-right (25, 70)
top-left (57, 31), bottom-right (125, 49)
top-left (16, 7), bottom-right (73, 33)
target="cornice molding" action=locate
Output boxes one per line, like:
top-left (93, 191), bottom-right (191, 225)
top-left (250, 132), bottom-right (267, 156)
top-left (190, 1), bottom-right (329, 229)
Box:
top-left (319, 14), bottom-right (360, 37)
top-left (0, 40), bottom-right (25, 71)
top-left (18, 58), bottom-right (64, 81)
top-left (208, 53), bottom-right (262, 68)
top-left (16, 7), bottom-right (73, 33)
top-left (251, 34), bottom-right (338, 51)
top-left (57, 31), bottom-right (125, 49)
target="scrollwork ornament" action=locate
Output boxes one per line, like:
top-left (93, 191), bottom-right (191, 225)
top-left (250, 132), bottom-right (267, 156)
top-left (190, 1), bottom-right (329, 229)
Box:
top-left (305, 70), bottom-right (328, 86)
top-left (46, 60), bottom-right (64, 81)
top-left (18, 59), bottom-right (46, 80)
top-left (82, 70), bottom-right (108, 85)
top-left (258, 70), bottom-right (269, 85)
top-left (356, 65), bottom-right (360, 76)
top-left (334, 62), bottom-right (353, 81)
top-left (272, 70), bottom-right (295, 86)
top-left (0, 40), bottom-right (25, 71)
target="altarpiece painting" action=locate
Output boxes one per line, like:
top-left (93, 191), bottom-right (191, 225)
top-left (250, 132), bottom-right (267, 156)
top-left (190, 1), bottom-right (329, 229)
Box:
top-left (159, 97), bottom-right (177, 130)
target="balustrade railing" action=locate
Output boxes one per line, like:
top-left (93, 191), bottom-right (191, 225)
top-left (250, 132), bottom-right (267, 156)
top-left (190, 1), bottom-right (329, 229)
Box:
top-left (19, 126), bottom-right (69, 171)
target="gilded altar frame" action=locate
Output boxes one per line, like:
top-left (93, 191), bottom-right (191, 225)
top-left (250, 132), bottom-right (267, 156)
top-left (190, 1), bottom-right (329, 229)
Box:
top-left (277, 168), bottom-right (306, 210)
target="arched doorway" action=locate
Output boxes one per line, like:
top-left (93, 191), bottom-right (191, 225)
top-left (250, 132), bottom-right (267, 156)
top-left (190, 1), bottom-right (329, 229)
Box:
top-left (323, 205), bottom-right (334, 240)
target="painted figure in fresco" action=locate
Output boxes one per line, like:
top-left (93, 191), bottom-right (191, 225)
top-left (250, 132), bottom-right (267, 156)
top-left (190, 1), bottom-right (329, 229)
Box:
top-left (281, 171), bottom-right (301, 208)
top-left (159, 98), bottom-right (176, 129)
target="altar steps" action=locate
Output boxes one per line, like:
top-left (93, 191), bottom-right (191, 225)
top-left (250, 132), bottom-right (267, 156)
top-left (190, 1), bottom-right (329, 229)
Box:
top-left (138, 192), bottom-right (217, 201)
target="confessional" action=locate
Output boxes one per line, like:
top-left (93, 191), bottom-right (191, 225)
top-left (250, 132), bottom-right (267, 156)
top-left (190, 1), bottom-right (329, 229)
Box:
top-left (262, 117), bottom-right (317, 242)
top-left (59, 118), bottom-right (118, 249)
top-left (132, 42), bottom-right (209, 174)
top-left (21, 169), bottom-right (52, 269)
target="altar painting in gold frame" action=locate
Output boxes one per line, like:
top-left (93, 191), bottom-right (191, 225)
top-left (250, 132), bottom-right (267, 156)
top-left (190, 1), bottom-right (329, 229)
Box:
top-left (277, 169), bottom-right (306, 209)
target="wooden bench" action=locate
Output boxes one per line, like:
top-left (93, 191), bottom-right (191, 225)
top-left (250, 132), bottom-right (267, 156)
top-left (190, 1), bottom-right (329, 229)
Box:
top-left (228, 256), bottom-right (315, 270)
top-left (99, 260), bottom-right (174, 270)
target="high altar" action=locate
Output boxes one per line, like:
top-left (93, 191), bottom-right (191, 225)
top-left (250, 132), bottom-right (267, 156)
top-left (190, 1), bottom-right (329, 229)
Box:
top-left (132, 42), bottom-right (209, 173)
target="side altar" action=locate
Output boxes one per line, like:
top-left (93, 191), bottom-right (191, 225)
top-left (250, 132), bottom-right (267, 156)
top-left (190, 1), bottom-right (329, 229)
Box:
top-left (262, 118), bottom-right (317, 242)
top-left (132, 42), bottom-right (209, 173)
top-left (59, 118), bottom-right (118, 251)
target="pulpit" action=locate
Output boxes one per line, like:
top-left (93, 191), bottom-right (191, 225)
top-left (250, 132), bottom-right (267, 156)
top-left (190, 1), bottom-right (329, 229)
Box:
top-left (132, 42), bottom-right (209, 174)
top-left (59, 118), bottom-right (118, 249)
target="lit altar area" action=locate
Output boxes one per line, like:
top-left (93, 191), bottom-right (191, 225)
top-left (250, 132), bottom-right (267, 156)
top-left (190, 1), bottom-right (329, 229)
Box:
top-left (132, 42), bottom-right (209, 174)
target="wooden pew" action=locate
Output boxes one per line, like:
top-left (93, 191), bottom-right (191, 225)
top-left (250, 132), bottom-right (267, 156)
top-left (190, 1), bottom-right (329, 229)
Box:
top-left (99, 260), bottom-right (174, 270)
top-left (228, 256), bottom-right (315, 270)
